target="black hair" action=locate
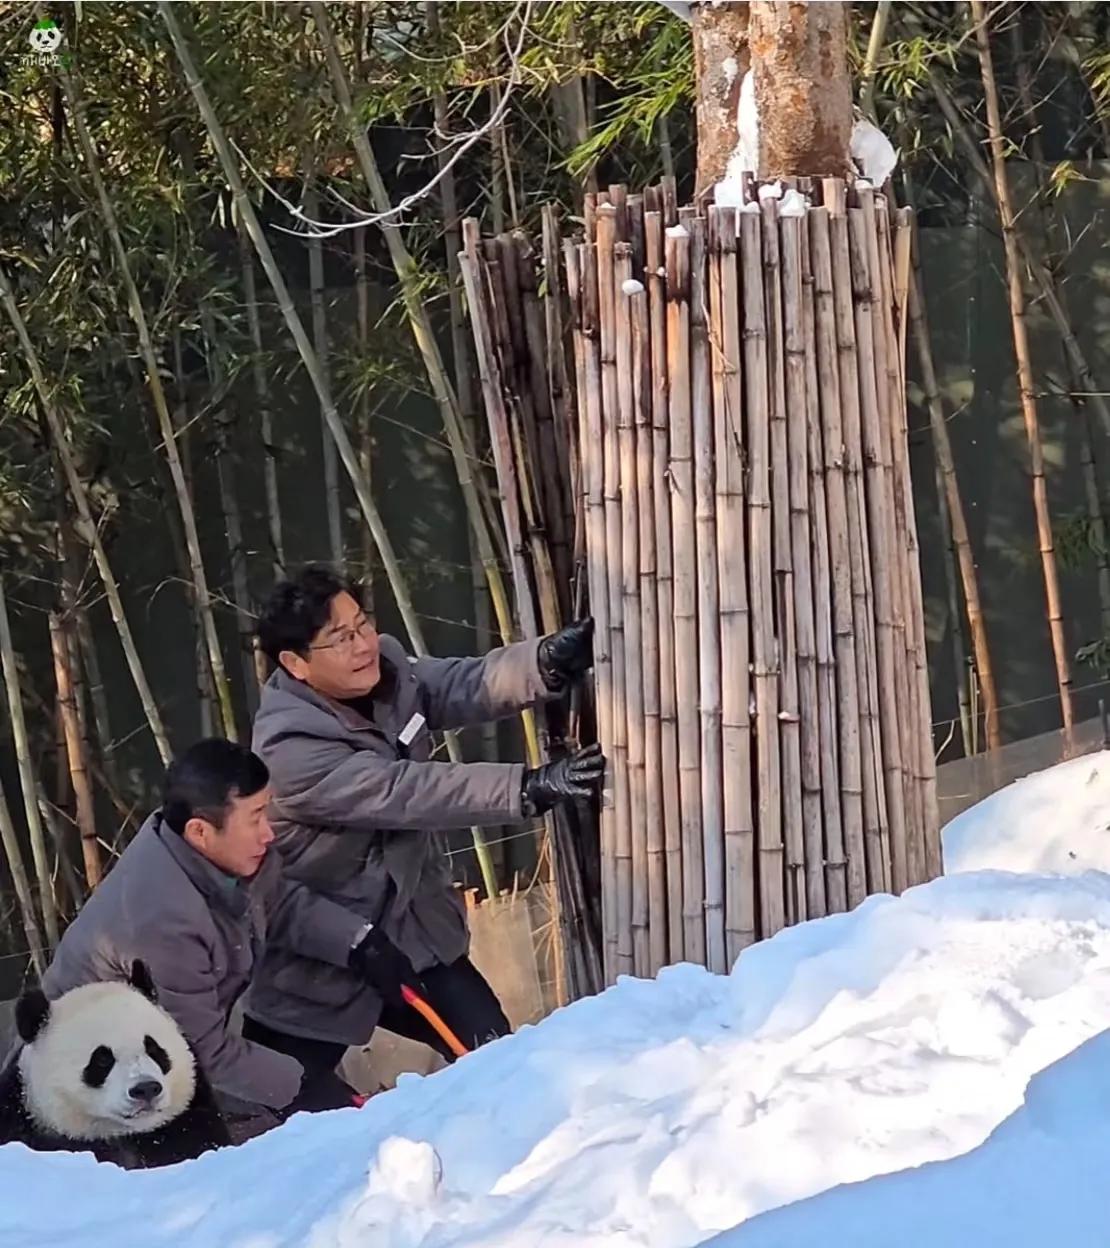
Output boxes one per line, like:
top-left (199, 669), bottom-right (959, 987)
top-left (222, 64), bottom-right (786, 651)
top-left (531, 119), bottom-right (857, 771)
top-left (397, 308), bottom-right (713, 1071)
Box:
top-left (256, 564), bottom-right (361, 667)
top-left (161, 738), bottom-right (269, 836)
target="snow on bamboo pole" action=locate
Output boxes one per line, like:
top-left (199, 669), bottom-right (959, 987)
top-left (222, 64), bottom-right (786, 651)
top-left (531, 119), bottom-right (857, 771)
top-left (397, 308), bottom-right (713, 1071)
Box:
top-left (666, 221), bottom-right (706, 966)
top-left (52, 36), bottom-right (237, 743)
top-left (0, 577), bottom-right (60, 948)
top-left (160, 3), bottom-right (498, 902)
top-left (690, 217), bottom-right (726, 973)
top-left (0, 264), bottom-right (172, 765)
top-left (762, 196), bottom-right (806, 926)
top-left (825, 180), bottom-right (889, 896)
top-left (780, 209), bottom-right (826, 921)
top-left (740, 209), bottom-right (785, 939)
top-left (708, 205), bottom-right (756, 960)
top-left (646, 210), bottom-right (682, 965)
top-left (596, 206), bottom-right (634, 977)
top-left (802, 212), bottom-right (850, 914)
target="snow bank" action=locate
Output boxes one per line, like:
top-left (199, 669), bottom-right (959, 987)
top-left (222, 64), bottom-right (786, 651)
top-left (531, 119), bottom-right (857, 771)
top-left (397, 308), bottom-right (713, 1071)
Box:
top-left (709, 1026), bottom-right (1110, 1247)
top-left (943, 749), bottom-right (1110, 876)
top-left (7, 869), bottom-right (1110, 1246)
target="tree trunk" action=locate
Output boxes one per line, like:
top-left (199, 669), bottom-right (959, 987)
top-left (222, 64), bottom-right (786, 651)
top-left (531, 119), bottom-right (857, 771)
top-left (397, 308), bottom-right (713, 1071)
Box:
top-left (57, 57), bottom-right (237, 742)
top-left (0, 264), bottom-right (172, 764)
top-left (749, 1), bottom-right (853, 179)
top-left (692, 1), bottom-right (750, 195)
top-left (969, 0), bottom-right (1074, 740)
top-left (161, 1), bottom-right (500, 901)
top-left (0, 576), bottom-right (60, 948)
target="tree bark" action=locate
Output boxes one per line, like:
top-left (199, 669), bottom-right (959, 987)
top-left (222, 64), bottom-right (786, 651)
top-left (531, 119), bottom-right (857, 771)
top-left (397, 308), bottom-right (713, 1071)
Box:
top-left (692, 1), bottom-right (750, 195)
top-left (969, 0), bottom-right (1074, 739)
top-left (750, 1), bottom-right (853, 179)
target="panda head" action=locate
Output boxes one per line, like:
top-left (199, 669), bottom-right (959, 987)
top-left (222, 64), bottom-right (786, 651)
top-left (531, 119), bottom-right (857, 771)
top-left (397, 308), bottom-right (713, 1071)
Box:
top-left (15, 961), bottom-right (197, 1141)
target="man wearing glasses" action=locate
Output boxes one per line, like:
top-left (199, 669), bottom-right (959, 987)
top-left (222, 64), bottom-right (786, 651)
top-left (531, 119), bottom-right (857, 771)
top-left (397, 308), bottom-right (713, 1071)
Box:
top-left (244, 564), bottom-right (603, 1091)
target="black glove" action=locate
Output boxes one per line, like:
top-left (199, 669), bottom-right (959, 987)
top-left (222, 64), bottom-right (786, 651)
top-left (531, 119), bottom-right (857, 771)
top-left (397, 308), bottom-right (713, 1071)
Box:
top-left (521, 742), bottom-right (606, 817)
top-left (348, 926), bottom-right (420, 1009)
top-left (537, 618), bottom-right (594, 692)
top-left (284, 1068), bottom-right (364, 1117)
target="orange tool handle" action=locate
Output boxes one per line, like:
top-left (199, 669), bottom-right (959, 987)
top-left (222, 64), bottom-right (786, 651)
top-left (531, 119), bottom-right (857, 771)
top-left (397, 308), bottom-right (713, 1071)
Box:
top-left (400, 983), bottom-right (470, 1058)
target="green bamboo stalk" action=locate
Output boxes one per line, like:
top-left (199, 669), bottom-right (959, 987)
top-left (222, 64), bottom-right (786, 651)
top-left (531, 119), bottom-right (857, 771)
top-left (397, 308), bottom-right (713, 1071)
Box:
top-left (160, 2), bottom-right (498, 902)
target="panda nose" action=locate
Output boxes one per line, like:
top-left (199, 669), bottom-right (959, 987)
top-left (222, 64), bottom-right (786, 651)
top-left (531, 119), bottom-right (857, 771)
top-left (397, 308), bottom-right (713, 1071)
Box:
top-left (129, 1079), bottom-right (163, 1104)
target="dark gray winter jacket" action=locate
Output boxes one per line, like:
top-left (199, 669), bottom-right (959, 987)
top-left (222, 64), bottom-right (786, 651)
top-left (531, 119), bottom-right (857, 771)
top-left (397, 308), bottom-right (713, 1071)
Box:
top-left (244, 632), bottom-right (550, 1045)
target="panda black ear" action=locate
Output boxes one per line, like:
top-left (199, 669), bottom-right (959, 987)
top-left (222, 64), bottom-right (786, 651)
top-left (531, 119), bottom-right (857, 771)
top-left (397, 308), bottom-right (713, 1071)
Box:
top-left (15, 988), bottom-right (50, 1044)
top-left (128, 959), bottom-right (159, 1003)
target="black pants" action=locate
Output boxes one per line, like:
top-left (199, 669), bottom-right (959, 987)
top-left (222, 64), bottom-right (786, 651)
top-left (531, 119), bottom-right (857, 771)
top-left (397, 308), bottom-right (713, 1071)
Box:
top-left (243, 956), bottom-right (510, 1106)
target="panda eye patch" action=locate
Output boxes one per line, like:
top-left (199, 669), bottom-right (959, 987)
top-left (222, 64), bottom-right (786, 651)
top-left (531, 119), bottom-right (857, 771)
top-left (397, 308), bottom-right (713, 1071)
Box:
top-left (82, 1045), bottom-right (116, 1088)
top-left (144, 1035), bottom-right (171, 1075)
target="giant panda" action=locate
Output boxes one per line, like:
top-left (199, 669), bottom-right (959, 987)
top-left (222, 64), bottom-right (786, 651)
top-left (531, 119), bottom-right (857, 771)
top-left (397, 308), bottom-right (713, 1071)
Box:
top-left (0, 960), bottom-right (230, 1169)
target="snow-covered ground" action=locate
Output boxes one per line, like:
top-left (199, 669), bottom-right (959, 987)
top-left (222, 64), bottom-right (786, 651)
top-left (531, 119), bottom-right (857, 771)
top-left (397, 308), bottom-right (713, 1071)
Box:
top-left (4, 751), bottom-right (1110, 1247)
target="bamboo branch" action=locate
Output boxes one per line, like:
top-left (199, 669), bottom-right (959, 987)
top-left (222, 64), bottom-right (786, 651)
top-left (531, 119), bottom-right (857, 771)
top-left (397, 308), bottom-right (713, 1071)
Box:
top-left (0, 777), bottom-right (45, 977)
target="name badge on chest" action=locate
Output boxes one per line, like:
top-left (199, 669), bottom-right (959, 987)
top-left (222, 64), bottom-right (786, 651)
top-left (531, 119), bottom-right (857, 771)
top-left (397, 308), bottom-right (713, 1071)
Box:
top-left (398, 712), bottom-right (425, 748)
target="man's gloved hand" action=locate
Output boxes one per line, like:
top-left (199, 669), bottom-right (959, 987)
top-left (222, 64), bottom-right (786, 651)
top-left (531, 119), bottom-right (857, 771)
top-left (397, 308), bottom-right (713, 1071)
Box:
top-left (537, 618), bottom-right (594, 691)
top-left (348, 925), bottom-right (419, 1009)
top-left (521, 742), bottom-right (606, 817)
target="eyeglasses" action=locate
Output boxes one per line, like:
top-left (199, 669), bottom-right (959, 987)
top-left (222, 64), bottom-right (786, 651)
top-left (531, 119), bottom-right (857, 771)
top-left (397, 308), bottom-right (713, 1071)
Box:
top-left (309, 617), bottom-right (375, 654)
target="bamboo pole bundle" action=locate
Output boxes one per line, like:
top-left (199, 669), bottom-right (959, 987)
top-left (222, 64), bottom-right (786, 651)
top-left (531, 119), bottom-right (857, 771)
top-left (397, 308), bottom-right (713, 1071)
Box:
top-left (666, 222), bottom-right (706, 966)
top-left (597, 207), bottom-right (634, 978)
top-left (708, 206), bottom-right (756, 960)
top-left (646, 211), bottom-right (683, 965)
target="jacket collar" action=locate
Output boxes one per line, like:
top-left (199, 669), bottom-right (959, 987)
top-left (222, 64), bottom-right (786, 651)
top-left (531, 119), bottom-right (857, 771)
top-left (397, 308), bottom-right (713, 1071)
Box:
top-left (267, 661), bottom-right (399, 733)
top-left (153, 812), bottom-right (251, 919)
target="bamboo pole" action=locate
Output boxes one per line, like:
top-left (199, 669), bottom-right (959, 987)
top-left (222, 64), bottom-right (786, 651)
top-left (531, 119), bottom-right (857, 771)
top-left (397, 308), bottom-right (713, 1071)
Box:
top-left (572, 237), bottom-right (618, 982)
top-left (740, 209), bottom-right (785, 939)
top-left (803, 212), bottom-right (851, 913)
top-left (631, 275), bottom-right (668, 976)
top-left (351, 229), bottom-right (376, 592)
top-left (54, 43), bottom-right (236, 743)
top-left (49, 612), bottom-right (101, 889)
top-left (596, 206), bottom-right (634, 976)
top-left (616, 246), bottom-right (650, 975)
top-left (709, 206), bottom-right (756, 960)
top-left (825, 180), bottom-right (889, 896)
top-left (967, 6), bottom-right (1075, 739)
top-left (781, 212), bottom-right (826, 920)
top-left (665, 221), bottom-right (706, 965)
top-left (762, 199), bottom-right (805, 926)
top-left (161, 3), bottom-right (499, 900)
top-left (0, 578), bottom-right (60, 948)
top-left (304, 176), bottom-right (345, 565)
top-left (646, 210), bottom-right (683, 964)
top-left (690, 217), bottom-right (726, 972)
top-left (0, 778), bottom-right (44, 977)
top-left (0, 264), bottom-right (172, 764)
top-left (239, 224), bottom-right (285, 577)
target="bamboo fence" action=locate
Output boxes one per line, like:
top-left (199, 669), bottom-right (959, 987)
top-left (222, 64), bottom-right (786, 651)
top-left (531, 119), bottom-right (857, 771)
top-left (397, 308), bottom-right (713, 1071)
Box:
top-left (462, 175), bottom-right (939, 985)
